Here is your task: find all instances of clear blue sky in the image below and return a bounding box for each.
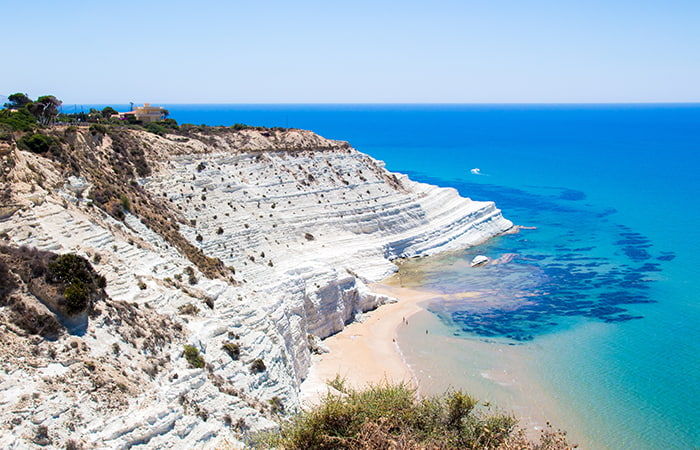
[4,0,699,103]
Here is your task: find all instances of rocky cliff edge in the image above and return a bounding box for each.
[0,126,512,448]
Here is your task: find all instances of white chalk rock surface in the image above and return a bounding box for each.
[0,128,512,448]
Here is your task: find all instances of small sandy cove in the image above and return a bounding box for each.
[299,282,435,406]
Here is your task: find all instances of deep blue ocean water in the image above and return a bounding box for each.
[80,103,700,448]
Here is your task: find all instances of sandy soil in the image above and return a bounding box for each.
[299,282,437,406]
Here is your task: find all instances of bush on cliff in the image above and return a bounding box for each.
[62,280,90,313]
[0,123,13,142]
[0,107,37,132]
[17,133,62,155]
[260,381,574,449]
[161,118,179,129]
[47,253,106,315]
[144,122,168,136]
[0,246,106,337]
[250,358,266,374]
[222,342,240,360]
[89,123,108,135]
[184,345,205,369]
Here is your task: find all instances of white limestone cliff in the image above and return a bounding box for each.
[0,127,512,448]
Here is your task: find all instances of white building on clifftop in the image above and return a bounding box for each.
[112,103,167,123]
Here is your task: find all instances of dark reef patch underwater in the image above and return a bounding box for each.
[401,172,672,342]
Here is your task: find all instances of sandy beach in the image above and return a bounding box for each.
[299,281,436,405]
[298,278,570,444]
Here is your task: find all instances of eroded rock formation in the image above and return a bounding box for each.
[0,126,512,448]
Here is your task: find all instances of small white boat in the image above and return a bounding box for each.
[470,255,489,267]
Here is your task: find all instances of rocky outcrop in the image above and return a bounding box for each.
[0,126,512,448]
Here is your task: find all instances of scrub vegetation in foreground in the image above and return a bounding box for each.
[258,379,575,449]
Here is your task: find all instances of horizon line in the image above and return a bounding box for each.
[57,101,700,106]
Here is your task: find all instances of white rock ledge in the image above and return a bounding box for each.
[0,128,512,448]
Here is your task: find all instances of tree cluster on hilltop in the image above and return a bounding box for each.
[1,91,291,144]
[1,93,52,136]
[0,92,179,139]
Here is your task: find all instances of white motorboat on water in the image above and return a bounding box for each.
[470,255,489,267]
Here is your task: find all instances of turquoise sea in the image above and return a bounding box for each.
[81,104,700,448]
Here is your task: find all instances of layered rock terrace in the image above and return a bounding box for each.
[0,126,512,448]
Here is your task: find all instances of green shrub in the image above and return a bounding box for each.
[17,133,61,154]
[0,107,37,131]
[446,390,477,429]
[144,122,168,136]
[327,374,348,393]
[63,280,89,313]
[47,253,105,315]
[0,123,13,141]
[183,345,205,369]
[250,358,266,374]
[161,118,179,129]
[47,254,95,285]
[222,342,240,360]
[89,123,108,135]
[258,382,553,450]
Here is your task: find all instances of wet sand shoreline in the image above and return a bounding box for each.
[299,282,435,405]
[299,279,582,445]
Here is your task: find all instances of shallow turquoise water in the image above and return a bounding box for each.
[344,105,700,449]
[81,104,700,448]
